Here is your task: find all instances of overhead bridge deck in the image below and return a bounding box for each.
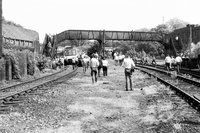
[56,30,165,43]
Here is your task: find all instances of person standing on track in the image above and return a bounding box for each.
[175,54,182,73]
[90,54,99,84]
[122,54,135,91]
[165,54,171,74]
[171,56,176,69]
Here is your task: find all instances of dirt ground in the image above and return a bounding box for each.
[0,60,200,133]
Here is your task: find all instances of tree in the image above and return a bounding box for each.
[150,24,170,34]
[135,28,150,32]
[166,18,189,31]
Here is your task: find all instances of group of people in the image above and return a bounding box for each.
[88,52,135,91]
[82,52,109,84]
[165,54,182,73]
[112,51,125,66]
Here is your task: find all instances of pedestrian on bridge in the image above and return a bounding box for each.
[122,54,135,91]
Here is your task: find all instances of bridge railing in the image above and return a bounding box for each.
[56,30,164,43]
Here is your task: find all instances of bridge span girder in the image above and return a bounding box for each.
[56,30,164,43]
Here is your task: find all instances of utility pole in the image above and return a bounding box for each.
[0,0,2,58]
[189,25,192,59]
[102,29,105,57]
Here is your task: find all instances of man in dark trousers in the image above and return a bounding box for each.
[90,54,99,84]
[122,54,135,91]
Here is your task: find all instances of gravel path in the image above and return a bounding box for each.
[0,60,200,133]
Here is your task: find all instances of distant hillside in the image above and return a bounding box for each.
[2,20,39,42]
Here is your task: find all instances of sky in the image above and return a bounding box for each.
[2,0,200,43]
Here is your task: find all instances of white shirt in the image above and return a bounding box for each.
[175,56,182,63]
[90,58,99,68]
[165,56,171,63]
[171,57,175,63]
[118,55,123,60]
[102,60,108,67]
[122,58,135,69]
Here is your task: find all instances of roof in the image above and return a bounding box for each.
[2,22,39,42]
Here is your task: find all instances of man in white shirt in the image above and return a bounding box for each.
[90,54,99,83]
[102,57,109,76]
[72,57,76,70]
[165,54,171,73]
[122,54,135,91]
[82,56,89,73]
[175,54,182,73]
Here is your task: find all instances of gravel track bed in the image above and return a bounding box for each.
[142,68,200,99]
[0,67,74,99]
[0,60,200,133]
[0,69,60,88]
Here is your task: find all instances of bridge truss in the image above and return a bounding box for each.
[56,30,164,43]
[42,30,166,58]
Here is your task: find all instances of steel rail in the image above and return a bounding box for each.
[0,66,69,92]
[136,67,200,111]
[144,63,200,79]
[0,67,78,112]
[0,67,78,104]
[137,64,200,87]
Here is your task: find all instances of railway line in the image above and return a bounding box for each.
[0,66,78,112]
[146,63,200,79]
[136,65,200,112]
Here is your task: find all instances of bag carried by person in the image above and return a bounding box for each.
[125,68,131,74]
[131,67,134,72]
[131,64,135,72]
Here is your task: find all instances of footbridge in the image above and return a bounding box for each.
[56,30,165,43]
[43,30,168,57]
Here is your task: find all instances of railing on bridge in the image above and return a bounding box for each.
[56,30,164,43]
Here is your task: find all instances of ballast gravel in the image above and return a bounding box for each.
[0,60,200,133]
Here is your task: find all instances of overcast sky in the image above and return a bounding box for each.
[2,0,200,43]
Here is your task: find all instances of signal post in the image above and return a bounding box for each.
[0,0,2,58]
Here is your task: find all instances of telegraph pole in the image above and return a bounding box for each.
[102,29,105,57]
[0,0,2,58]
[189,25,192,59]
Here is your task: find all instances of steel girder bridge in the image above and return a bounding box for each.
[43,30,167,57]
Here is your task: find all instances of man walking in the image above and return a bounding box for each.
[102,57,109,76]
[165,54,171,74]
[122,54,135,91]
[90,54,99,84]
[175,54,182,73]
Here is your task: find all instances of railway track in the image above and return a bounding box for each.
[0,66,78,112]
[143,63,200,79]
[136,65,200,112]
